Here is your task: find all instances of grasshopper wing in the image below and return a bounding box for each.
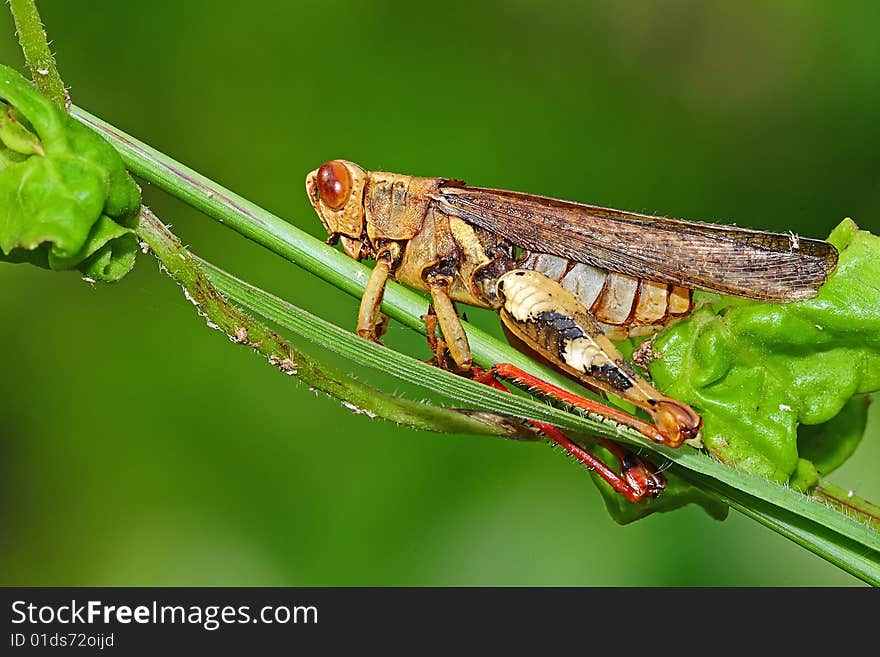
[435,184,838,302]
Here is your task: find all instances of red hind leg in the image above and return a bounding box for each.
[481,363,669,444]
[472,366,665,503]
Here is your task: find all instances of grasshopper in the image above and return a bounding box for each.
[306,160,838,502]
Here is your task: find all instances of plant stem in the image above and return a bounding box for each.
[136,206,520,439]
[814,482,880,532]
[684,471,880,586]
[7,0,67,108]
[70,106,594,400]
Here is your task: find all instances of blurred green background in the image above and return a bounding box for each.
[1,0,878,586]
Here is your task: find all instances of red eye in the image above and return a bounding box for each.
[316,160,352,210]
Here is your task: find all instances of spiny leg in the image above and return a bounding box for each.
[477,363,667,443]
[473,366,664,502]
[536,423,665,503]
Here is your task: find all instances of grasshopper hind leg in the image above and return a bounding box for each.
[496,269,702,447]
[472,366,665,502]
[416,272,667,502]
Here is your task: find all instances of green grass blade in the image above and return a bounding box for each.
[70,105,588,397]
[199,257,880,584]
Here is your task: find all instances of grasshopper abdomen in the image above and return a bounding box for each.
[518,252,693,340]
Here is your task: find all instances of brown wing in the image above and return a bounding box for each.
[433,184,838,301]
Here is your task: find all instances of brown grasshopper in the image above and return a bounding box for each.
[306,160,838,502]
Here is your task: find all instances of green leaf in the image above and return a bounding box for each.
[648,219,879,484]
[0,103,44,155]
[0,65,141,281]
[798,395,870,478]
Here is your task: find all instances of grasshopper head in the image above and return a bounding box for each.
[306,159,368,259]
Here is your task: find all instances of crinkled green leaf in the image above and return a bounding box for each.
[798,395,870,478]
[0,104,44,155]
[647,219,879,485]
[0,65,140,281]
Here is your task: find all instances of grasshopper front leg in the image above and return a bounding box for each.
[357,248,396,343]
[495,269,701,448]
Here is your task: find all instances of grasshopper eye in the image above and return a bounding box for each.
[316,160,352,210]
